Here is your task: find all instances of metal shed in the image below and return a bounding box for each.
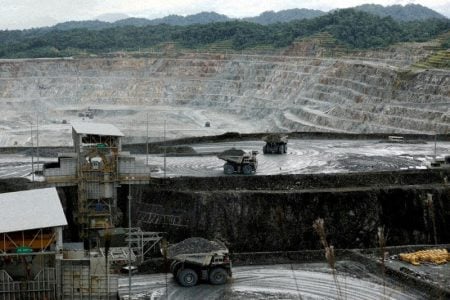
[0,188,67,300]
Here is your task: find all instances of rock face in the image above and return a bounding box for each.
[129,171,450,252]
[2,171,449,252]
[0,53,449,145]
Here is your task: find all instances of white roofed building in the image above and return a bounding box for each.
[0,188,67,299]
[71,122,125,137]
[0,187,67,254]
[71,121,124,155]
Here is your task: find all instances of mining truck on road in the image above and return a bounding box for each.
[263,134,288,154]
[168,238,232,287]
[217,148,258,175]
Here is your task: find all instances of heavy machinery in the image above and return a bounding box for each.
[429,155,450,168]
[168,238,232,287]
[217,148,258,175]
[263,134,288,154]
[399,249,449,265]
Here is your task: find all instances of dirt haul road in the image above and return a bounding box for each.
[118,263,423,299]
[143,139,442,177]
[0,139,446,179]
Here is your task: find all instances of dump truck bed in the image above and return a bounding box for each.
[167,237,228,258]
[168,238,229,266]
[263,134,288,143]
[217,149,246,164]
[171,249,229,266]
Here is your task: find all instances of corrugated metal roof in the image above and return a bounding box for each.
[71,122,124,137]
[0,188,68,233]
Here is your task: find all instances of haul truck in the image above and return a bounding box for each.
[168,238,232,287]
[263,134,288,154]
[218,148,258,175]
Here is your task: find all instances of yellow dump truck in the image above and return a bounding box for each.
[262,134,288,154]
[218,148,258,175]
[168,238,232,287]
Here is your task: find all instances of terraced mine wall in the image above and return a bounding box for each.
[1,54,449,146]
[128,170,450,252]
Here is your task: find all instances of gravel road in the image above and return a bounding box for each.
[118,263,424,299]
[0,139,446,179]
[140,139,444,178]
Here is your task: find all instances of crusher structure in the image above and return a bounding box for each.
[44,122,152,241]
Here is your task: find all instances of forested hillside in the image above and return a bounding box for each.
[0,9,448,58]
[45,4,448,31]
[242,9,326,24]
[354,4,446,21]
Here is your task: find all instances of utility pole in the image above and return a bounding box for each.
[127,177,133,298]
[163,119,167,179]
[36,114,39,174]
[146,112,149,167]
[434,132,437,160]
[30,123,34,181]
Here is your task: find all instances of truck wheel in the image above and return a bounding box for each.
[284,144,287,153]
[223,163,234,175]
[242,165,253,175]
[278,145,284,154]
[209,268,228,285]
[178,268,198,287]
[170,261,181,277]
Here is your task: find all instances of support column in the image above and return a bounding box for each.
[55,226,64,300]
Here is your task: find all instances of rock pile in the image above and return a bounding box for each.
[263,134,288,143]
[167,237,227,258]
[219,148,246,157]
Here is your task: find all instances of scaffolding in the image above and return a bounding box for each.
[77,146,119,239]
[98,247,136,263]
[97,228,164,265]
[125,228,164,264]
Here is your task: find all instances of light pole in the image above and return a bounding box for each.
[36,113,39,174]
[146,112,149,167]
[127,176,134,298]
[163,119,166,179]
[434,131,437,160]
[30,122,34,181]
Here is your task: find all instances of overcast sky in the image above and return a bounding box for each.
[1,0,449,30]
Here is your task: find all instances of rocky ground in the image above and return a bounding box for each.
[135,139,440,177]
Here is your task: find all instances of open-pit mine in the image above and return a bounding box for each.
[0,47,449,146]
[0,45,449,299]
